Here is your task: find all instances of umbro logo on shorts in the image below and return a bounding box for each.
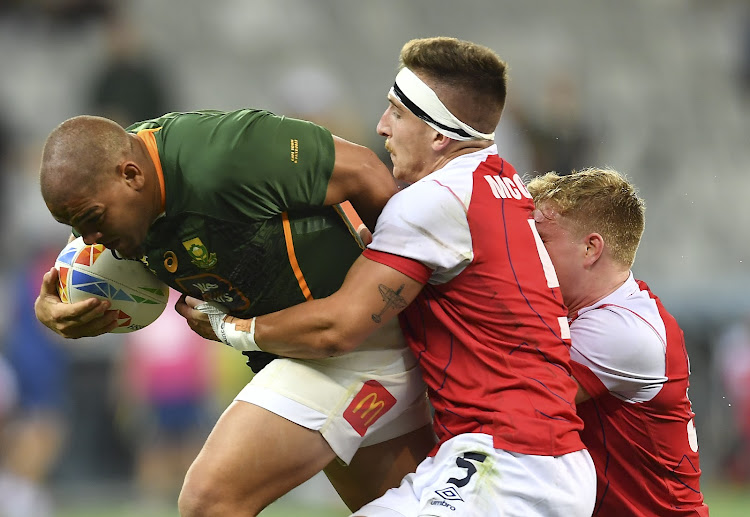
[429,499,457,511]
[435,487,463,501]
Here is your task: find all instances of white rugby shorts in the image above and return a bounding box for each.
[234,320,430,464]
[353,433,596,517]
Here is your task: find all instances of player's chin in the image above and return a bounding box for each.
[115,244,144,260]
[392,167,408,183]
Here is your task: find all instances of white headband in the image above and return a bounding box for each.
[388,67,495,141]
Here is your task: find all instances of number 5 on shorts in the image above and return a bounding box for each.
[448,452,487,488]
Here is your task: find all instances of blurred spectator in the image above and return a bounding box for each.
[713,315,750,483]
[0,0,113,28]
[0,245,72,517]
[113,289,218,507]
[86,13,171,127]
[0,354,16,423]
[0,104,13,252]
[2,140,71,270]
[739,7,750,99]
[492,103,534,178]
[516,70,596,176]
[274,62,369,145]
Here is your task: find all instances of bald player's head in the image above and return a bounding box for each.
[38,115,159,258]
[40,115,132,212]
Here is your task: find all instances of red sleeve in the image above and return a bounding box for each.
[569,360,610,399]
[363,248,432,284]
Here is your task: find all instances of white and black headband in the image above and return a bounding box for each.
[388,67,495,142]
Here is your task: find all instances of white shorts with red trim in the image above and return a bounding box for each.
[353,433,596,517]
[234,320,430,464]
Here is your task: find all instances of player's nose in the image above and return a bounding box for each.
[376,110,390,137]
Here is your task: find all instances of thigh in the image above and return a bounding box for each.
[325,423,436,511]
[182,400,336,514]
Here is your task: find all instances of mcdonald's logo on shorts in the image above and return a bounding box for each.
[344,380,397,436]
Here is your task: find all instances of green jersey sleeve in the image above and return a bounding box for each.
[128,109,335,222]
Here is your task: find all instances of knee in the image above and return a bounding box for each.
[179,471,259,517]
[178,474,214,517]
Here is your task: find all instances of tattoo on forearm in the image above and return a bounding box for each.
[372,283,408,323]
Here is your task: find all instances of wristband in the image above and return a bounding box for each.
[195,301,261,352]
[221,316,261,352]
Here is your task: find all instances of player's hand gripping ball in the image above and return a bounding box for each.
[55,237,168,333]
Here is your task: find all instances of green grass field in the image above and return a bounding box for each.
[56,482,749,517]
[58,503,349,517]
[701,483,750,517]
[58,500,350,517]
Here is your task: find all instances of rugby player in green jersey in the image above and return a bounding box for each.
[34,110,434,516]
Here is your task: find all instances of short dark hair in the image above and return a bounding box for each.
[399,37,508,133]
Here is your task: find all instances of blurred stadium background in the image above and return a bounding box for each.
[0,0,749,515]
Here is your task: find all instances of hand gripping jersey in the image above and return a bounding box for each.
[127,110,368,371]
[569,274,709,516]
[363,145,585,456]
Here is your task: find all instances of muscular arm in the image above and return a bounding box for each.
[253,256,422,358]
[179,255,424,359]
[324,136,397,230]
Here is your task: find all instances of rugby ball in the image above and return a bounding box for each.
[55,237,168,333]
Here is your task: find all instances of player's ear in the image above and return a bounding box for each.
[119,161,145,190]
[583,233,605,266]
[432,132,452,151]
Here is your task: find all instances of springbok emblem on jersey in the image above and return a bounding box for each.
[182,237,217,269]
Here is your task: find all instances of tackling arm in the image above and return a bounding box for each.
[180,255,424,359]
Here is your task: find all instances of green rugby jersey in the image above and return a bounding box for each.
[126,109,365,323]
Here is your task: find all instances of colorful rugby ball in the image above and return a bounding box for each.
[55,237,168,333]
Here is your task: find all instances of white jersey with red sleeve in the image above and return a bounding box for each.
[362,145,585,456]
[569,273,709,516]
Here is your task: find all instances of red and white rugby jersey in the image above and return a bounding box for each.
[569,274,709,516]
[363,145,584,456]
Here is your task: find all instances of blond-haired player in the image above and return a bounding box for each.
[528,168,710,516]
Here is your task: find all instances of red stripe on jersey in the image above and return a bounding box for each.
[597,303,667,349]
[362,248,432,284]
